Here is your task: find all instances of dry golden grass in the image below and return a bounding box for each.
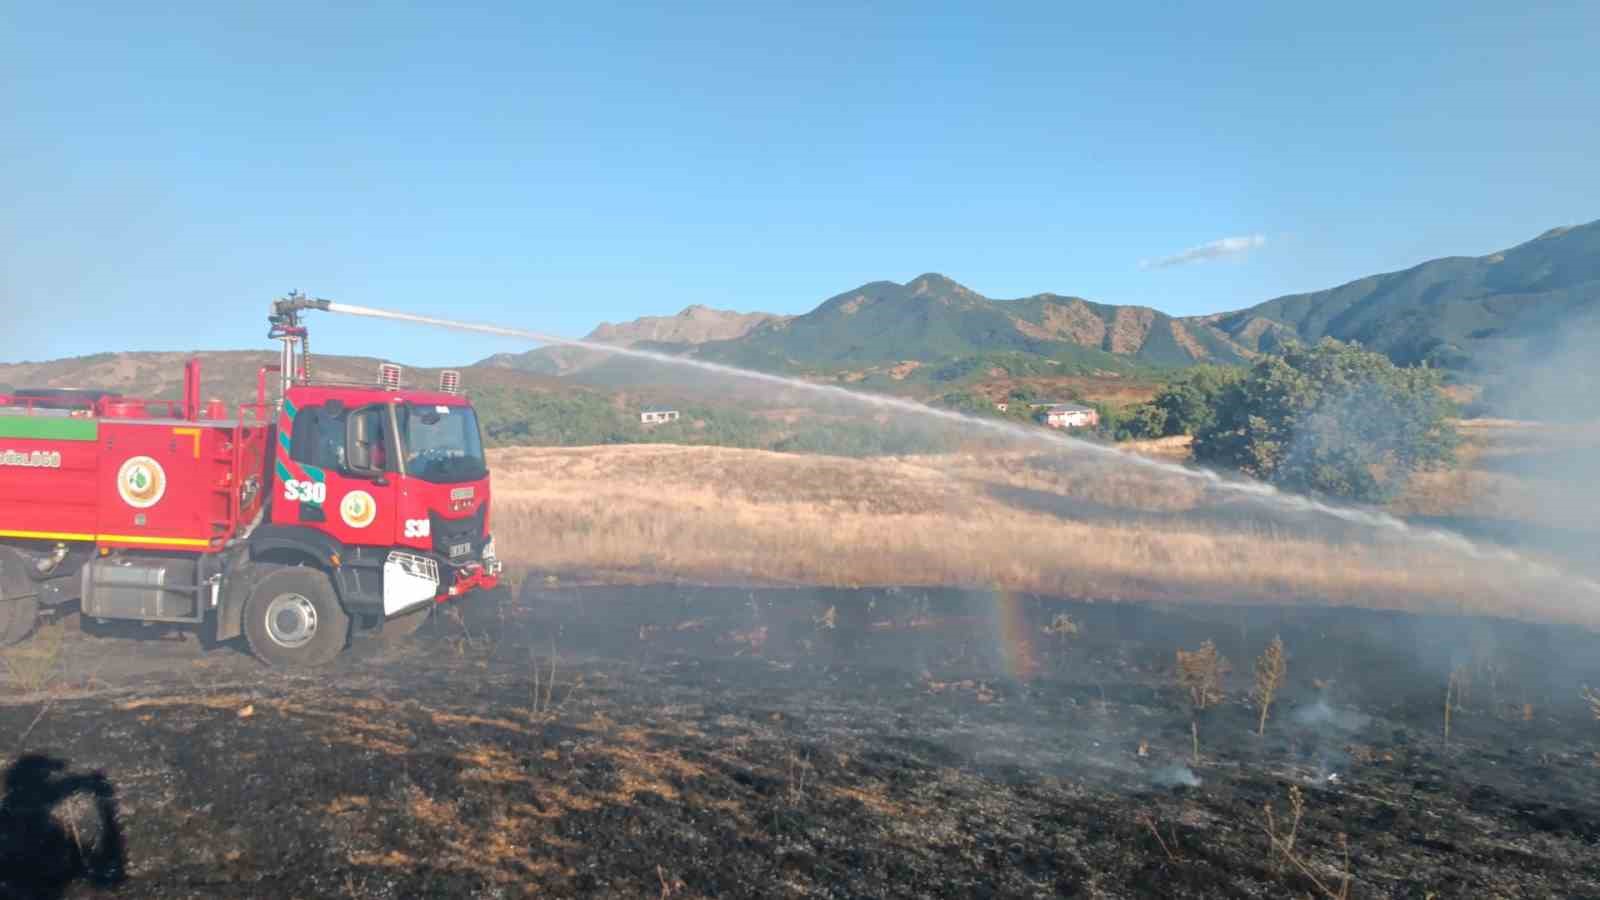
[488,439,1600,628]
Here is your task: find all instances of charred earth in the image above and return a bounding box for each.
[3,585,1600,897]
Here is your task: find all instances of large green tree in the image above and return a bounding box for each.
[1149,365,1246,437]
[1192,339,1457,502]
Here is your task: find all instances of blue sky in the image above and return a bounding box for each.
[3,2,1597,366]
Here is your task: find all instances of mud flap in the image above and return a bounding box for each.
[382,552,439,616]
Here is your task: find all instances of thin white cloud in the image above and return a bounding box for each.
[1140,234,1266,269]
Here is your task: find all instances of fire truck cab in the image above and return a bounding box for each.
[0,294,501,667]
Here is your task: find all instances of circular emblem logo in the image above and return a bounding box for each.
[340,490,377,529]
[116,456,167,509]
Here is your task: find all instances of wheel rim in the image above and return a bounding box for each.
[264,592,318,649]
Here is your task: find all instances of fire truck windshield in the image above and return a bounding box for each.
[395,403,487,484]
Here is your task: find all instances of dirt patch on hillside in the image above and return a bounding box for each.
[1168,321,1207,361]
[1011,300,1108,347]
[1108,308,1157,355]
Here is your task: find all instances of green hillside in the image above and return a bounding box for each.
[685,274,1245,370]
[1206,220,1600,371]
[481,220,1599,400]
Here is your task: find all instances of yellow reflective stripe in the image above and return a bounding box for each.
[98,534,212,547]
[0,529,97,542]
[0,529,211,548]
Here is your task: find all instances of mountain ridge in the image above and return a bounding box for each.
[485,218,1598,376]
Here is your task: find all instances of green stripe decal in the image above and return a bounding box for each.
[275,461,293,481]
[0,417,100,441]
[301,464,325,481]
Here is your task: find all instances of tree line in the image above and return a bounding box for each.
[1113,339,1459,502]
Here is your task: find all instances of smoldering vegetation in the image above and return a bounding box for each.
[6,584,1600,897]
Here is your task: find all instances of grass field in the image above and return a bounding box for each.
[488,419,1600,628]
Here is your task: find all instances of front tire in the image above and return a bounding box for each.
[243,566,349,668]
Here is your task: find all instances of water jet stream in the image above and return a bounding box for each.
[324,301,1600,602]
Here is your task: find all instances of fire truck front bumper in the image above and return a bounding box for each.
[439,563,500,602]
[436,535,502,602]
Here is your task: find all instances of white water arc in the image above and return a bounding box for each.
[324,300,1600,599]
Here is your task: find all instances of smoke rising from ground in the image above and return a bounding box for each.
[1150,764,1202,788]
[1460,319,1600,573]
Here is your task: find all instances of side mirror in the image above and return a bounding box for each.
[344,413,383,479]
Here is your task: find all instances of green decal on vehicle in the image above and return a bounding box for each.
[0,417,100,441]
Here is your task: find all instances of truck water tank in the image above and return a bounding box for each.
[100,400,149,419]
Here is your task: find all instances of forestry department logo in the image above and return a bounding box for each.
[340,490,378,529]
[117,456,167,508]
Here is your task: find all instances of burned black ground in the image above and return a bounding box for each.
[4,586,1600,898]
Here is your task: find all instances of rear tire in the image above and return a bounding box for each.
[0,593,39,647]
[243,566,349,668]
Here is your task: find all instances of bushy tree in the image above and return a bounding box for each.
[1191,339,1457,502]
[1114,402,1168,441]
[1150,365,1246,436]
[1112,365,1244,440]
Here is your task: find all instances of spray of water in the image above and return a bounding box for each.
[325,301,1600,599]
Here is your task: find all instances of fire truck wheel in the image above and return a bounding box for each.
[243,566,350,668]
[378,604,431,643]
[0,593,39,647]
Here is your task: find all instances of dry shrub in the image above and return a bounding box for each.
[1136,811,1181,863]
[1176,640,1228,764]
[1252,636,1287,736]
[1041,613,1080,638]
[1261,784,1353,899]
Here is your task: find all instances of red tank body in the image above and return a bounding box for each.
[0,372,271,553]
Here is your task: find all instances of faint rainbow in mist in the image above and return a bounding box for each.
[994,588,1038,681]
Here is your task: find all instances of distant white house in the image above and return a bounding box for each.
[640,406,681,425]
[1036,403,1099,429]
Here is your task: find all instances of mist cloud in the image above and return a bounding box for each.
[1140,234,1266,269]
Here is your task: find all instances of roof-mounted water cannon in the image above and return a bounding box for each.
[267,291,333,403]
[439,370,461,394]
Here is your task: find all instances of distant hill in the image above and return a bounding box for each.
[481,304,791,376]
[484,220,1600,383]
[484,274,1236,389]
[588,305,792,346]
[1204,219,1600,371]
[683,273,1243,370]
[8,220,1594,423]
[0,350,574,408]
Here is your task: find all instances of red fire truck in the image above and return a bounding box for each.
[0,294,501,667]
